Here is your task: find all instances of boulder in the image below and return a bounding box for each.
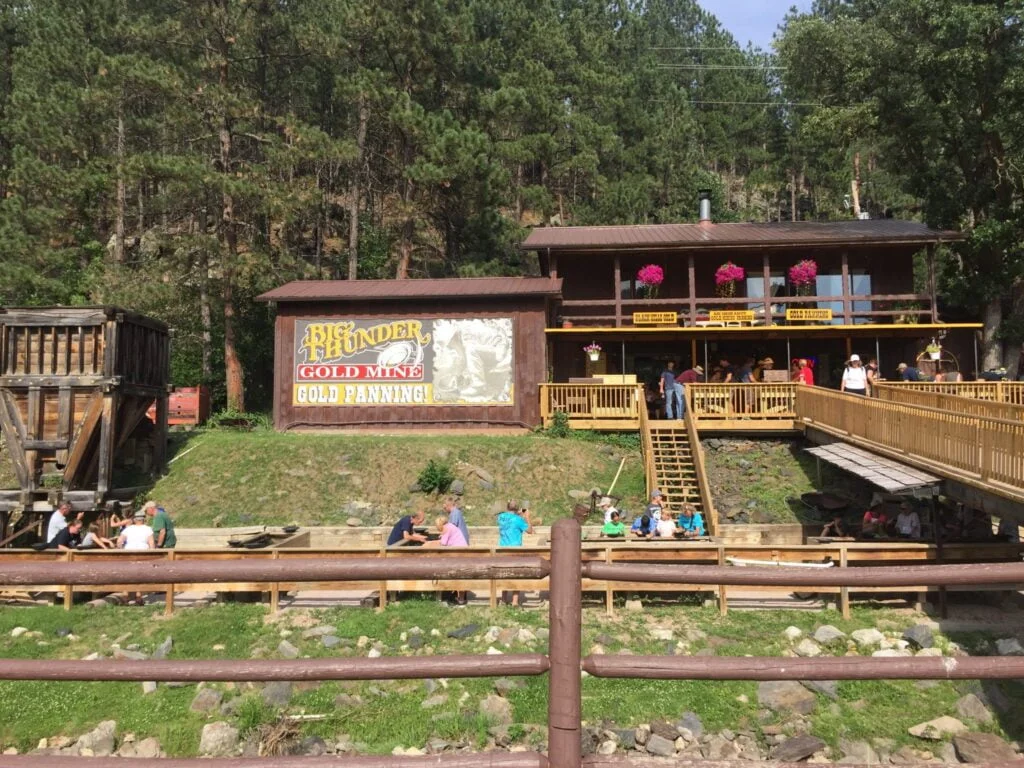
[190,688,224,713]
[812,625,847,644]
[322,636,342,649]
[277,640,299,659]
[113,648,148,661]
[614,729,636,750]
[838,739,880,764]
[10,627,28,638]
[953,732,1019,763]
[908,716,967,740]
[678,712,704,737]
[702,734,741,760]
[650,722,678,741]
[479,694,513,726]
[494,678,526,696]
[447,624,480,640]
[117,737,163,759]
[634,725,650,746]
[773,735,827,762]
[152,636,173,660]
[904,624,935,649]
[645,734,676,757]
[851,628,885,647]
[450,480,465,496]
[624,599,643,612]
[872,649,913,657]
[261,681,294,709]
[955,693,993,724]
[795,639,823,657]
[74,721,117,757]
[421,695,448,709]
[301,626,336,640]
[784,626,804,641]
[801,680,838,700]
[758,681,818,715]
[199,722,239,756]
[995,638,1024,656]
[141,681,158,695]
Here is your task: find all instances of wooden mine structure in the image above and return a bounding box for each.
[0,307,169,541]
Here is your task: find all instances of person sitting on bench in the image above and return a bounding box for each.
[860,504,888,539]
[630,514,657,539]
[602,511,626,538]
[820,513,848,538]
[676,503,705,538]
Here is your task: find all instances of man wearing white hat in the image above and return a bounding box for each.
[841,354,869,396]
[598,496,619,525]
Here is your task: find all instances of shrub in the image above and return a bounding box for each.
[206,408,271,431]
[417,458,455,494]
[546,411,573,439]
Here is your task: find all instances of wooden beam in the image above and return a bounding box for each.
[927,244,939,323]
[96,391,118,496]
[841,250,852,326]
[61,392,104,491]
[687,254,697,326]
[762,251,771,330]
[0,391,31,490]
[613,255,622,328]
[153,394,169,473]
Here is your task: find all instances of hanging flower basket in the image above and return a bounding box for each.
[715,262,745,298]
[789,259,818,297]
[637,264,664,300]
[584,342,602,362]
[925,341,942,361]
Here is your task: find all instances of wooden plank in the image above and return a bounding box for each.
[95,392,118,496]
[62,392,104,491]
[0,390,31,490]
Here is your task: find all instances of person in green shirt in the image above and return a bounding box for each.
[601,511,626,537]
[144,501,177,548]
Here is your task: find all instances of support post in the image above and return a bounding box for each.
[269,550,280,614]
[927,244,939,323]
[688,255,697,327]
[717,545,728,616]
[548,519,582,768]
[63,551,74,611]
[378,543,387,612]
[762,252,771,327]
[605,547,614,616]
[153,392,169,473]
[841,250,852,326]
[613,255,622,328]
[839,546,850,620]
[490,547,498,609]
[96,391,118,497]
[165,550,176,616]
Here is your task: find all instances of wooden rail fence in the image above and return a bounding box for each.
[539,384,643,430]
[3,519,1024,768]
[881,380,1024,405]
[687,383,798,424]
[875,383,1024,422]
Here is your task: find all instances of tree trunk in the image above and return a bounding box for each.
[790,171,797,223]
[395,136,414,279]
[198,205,212,384]
[347,92,368,281]
[981,298,1003,372]
[113,104,126,263]
[851,151,862,218]
[217,46,245,412]
[1007,278,1024,379]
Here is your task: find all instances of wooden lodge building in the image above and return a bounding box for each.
[260,213,979,430]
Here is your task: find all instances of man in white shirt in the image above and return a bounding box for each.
[894,503,921,539]
[118,511,155,606]
[46,502,72,543]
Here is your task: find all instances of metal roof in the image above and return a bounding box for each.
[257,276,563,303]
[521,220,962,251]
[805,443,941,494]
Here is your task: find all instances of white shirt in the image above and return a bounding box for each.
[895,511,920,538]
[46,512,68,543]
[120,524,154,550]
[656,519,676,538]
[603,506,619,524]
[842,366,869,390]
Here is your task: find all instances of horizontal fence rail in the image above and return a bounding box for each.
[539,383,643,428]
[875,383,1024,421]
[0,655,551,682]
[687,383,797,421]
[881,380,1024,405]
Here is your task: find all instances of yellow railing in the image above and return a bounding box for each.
[684,412,718,535]
[796,387,1024,491]
[686,382,798,420]
[539,383,643,429]
[881,380,1024,405]
[638,398,656,498]
[875,384,1024,422]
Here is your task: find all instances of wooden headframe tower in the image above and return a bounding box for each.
[0,307,170,525]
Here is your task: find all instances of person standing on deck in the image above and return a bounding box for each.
[497,501,533,606]
[795,358,815,386]
[444,497,470,545]
[841,354,870,396]
[659,361,680,419]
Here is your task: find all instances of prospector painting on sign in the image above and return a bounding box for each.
[293,317,514,406]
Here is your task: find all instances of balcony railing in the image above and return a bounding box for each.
[539,383,643,429]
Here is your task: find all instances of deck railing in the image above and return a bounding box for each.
[796,386,1024,491]
[2,520,1024,768]
[881,380,1024,405]
[539,383,643,429]
[875,383,1024,422]
[686,382,798,421]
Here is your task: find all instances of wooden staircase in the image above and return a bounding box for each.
[640,413,718,533]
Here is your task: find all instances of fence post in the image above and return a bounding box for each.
[548,518,582,768]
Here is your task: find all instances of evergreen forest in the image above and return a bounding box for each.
[1,0,1023,409]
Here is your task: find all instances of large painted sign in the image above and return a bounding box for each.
[293,318,514,406]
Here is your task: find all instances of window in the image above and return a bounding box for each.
[815,273,844,325]
[850,271,872,324]
[620,279,635,300]
[747,273,788,317]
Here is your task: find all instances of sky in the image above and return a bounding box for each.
[700,0,814,50]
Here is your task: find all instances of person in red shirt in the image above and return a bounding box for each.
[796,358,815,386]
[861,505,888,539]
[677,365,703,385]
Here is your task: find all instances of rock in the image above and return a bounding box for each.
[367,647,382,658]
[478,479,496,491]
[851,628,885,647]
[872,648,913,657]
[838,739,880,764]
[702,734,741,760]
[421,695,448,709]
[152,636,173,660]
[594,633,615,647]
[322,636,342,649]
[486,647,503,655]
[953,732,1019,763]
[517,628,536,644]
[955,693,993,724]
[73,721,117,756]
[479,694,513,726]
[469,466,495,484]
[812,625,847,644]
[801,680,838,700]
[650,721,678,741]
[142,681,158,695]
[904,625,934,649]
[82,652,101,661]
[10,627,28,638]
[773,735,827,762]
[55,627,73,638]
[908,716,967,740]
[615,729,636,750]
[784,626,803,641]
[758,681,818,715]
[261,682,294,708]
[624,599,643,612]
[346,518,363,527]
[494,678,526,696]
[334,694,363,708]
[568,490,591,501]
[190,688,224,713]
[645,734,676,757]
[408,635,424,650]
[995,637,1024,656]
[113,648,148,661]
[297,736,327,756]
[450,480,465,495]
[678,712,704,737]
[916,647,943,657]
[597,740,617,756]
[498,628,517,646]
[651,628,674,641]
[199,722,239,756]
[118,737,163,759]
[635,725,650,746]
[277,640,299,659]
[447,624,480,640]
[795,638,823,657]
[301,626,336,640]
[536,627,550,641]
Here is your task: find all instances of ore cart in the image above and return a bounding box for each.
[0,307,170,543]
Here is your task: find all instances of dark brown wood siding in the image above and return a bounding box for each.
[272,298,548,430]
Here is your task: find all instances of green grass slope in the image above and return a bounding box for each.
[149,430,646,528]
